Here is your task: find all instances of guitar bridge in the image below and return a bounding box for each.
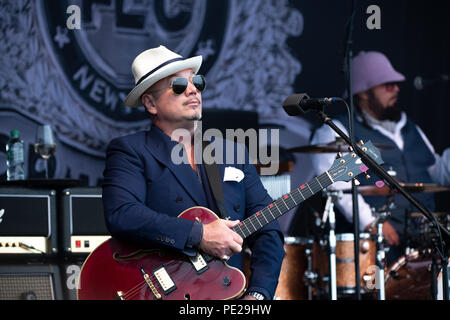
[141,268,162,300]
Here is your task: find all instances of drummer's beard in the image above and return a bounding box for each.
[366,91,403,122]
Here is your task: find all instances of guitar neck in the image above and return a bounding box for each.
[232,171,334,240]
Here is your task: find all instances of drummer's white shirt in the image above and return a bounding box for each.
[310,111,450,230]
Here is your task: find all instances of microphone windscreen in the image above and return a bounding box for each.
[413,76,423,90]
[282,93,310,116]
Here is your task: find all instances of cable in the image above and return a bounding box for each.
[18,242,46,255]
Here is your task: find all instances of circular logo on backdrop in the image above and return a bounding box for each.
[38,0,229,122]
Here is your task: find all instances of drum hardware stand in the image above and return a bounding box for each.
[320,189,343,300]
[372,208,390,300]
[376,212,387,301]
[429,228,448,300]
[367,195,394,300]
[303,238,318,300]
[431,244,439,300]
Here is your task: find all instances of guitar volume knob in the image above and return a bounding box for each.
[222,276,231,286]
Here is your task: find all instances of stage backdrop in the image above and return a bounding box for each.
[1,0,449,227]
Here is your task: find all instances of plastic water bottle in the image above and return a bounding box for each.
[6,130,25,180]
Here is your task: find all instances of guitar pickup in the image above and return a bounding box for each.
[189,252,209,274]
[153,266,176,295]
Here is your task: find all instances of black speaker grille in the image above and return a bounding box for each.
[0,273,54,300]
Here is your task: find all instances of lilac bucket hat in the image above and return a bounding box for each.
[343,51,405,98]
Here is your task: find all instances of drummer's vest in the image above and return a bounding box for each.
[334,113,436,235]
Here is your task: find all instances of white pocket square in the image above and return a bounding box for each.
[223,166,245,182]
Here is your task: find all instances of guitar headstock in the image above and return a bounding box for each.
[327,141,384,183]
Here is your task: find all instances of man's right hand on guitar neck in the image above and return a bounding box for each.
[199,219,243,260]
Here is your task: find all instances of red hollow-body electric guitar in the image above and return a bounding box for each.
[77,141,383,300]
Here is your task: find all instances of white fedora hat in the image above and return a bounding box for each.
[125,45,202,107]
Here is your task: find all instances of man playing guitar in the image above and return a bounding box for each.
[94,45,285,300]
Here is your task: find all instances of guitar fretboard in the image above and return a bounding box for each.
[232,171,334,239]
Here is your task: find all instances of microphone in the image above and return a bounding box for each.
[282,93,339,115]
[413,75,449,90]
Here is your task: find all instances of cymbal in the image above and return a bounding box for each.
[344,183,450,196]
[287,138,392,154]
[410,212,449,218]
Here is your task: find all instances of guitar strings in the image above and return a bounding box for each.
[121,259,179,299]
[122,254,231,300]
[121,257,193,300]
[122,261,182,300]
[237,173,330,238]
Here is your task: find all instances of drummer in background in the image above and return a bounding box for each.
[309,51,450,265]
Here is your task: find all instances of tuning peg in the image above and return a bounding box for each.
[365,173,371,180]
[359,140,364,146]
[348,146,354,152]
[354,178,360,186]
[337,152,343,158]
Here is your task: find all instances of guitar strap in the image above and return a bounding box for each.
[202,140,229,219]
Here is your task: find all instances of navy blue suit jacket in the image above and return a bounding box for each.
[102,124,285,299]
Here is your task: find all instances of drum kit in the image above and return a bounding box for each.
[273,138,450,300]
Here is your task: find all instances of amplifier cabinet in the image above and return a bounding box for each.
[0,263,63,300]
[61,187,110,254]
[0,187,57,255]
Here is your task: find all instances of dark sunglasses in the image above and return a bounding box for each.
[171,75,206,95]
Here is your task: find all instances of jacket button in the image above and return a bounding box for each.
[233,204,240,212]
[176,196,183,203]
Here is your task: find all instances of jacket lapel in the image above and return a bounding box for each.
[144,125,207,206]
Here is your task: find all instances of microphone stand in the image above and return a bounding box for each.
[342,0,360,299]
[312,108,450,301]
[370,196,394,300]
